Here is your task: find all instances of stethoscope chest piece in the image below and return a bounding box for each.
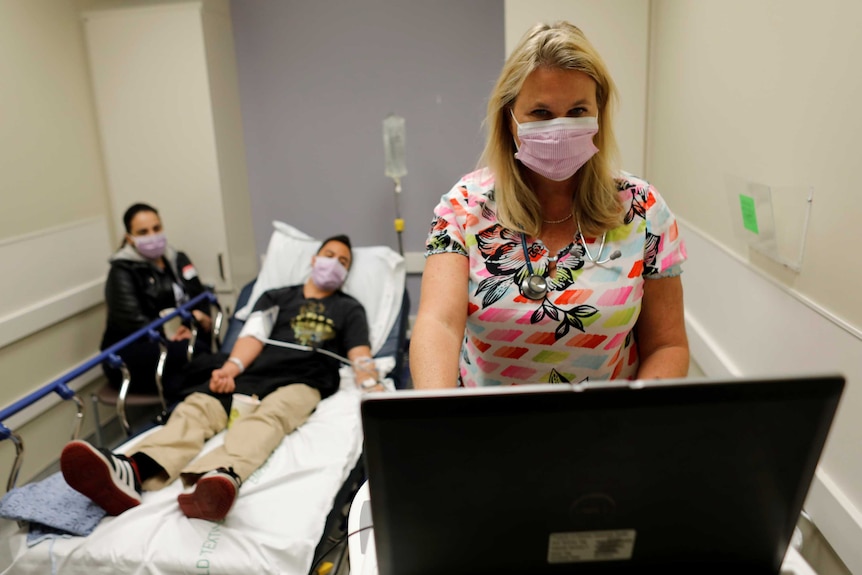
[519,234,550,300]
[517,222,620,302]
[520,274,548,300]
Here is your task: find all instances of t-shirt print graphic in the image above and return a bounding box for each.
[290,301,336,346]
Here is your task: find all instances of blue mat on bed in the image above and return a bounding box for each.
[0,471,106,545]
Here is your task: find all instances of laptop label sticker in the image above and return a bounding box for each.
[547,530,636,563]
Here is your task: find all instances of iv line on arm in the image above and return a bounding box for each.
[239,306,379,387]
[261,337,379,389]
[257,337,350,365]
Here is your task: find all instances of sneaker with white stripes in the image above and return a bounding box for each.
[60,440,142,516]
[177,467,242,522]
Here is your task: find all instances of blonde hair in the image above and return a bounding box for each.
[480,21,622,237]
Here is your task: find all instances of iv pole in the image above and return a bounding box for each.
[392,176,404,256]
[383,115,407,256]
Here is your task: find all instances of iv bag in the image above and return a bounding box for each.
[383,115,407,180]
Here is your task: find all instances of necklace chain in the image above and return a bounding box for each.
[542,212,573,225]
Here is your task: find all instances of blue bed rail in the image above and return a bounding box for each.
[0,291,218,489]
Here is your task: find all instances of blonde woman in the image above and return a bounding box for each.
[411,22,689,388]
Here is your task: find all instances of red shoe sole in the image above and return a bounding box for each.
[177,476,237,522]
[60,441,141,516]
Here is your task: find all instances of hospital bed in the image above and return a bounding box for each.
[0,222,408,575]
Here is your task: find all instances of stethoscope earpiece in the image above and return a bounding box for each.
[578,220,621,265]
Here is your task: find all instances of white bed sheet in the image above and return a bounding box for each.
[0,386,364,575]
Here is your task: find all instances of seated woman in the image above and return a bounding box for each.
[101,203,213,397]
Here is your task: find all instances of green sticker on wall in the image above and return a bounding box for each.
[739,194,759,234]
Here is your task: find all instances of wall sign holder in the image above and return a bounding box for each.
[725,175,813,272]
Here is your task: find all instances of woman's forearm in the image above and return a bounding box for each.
[635,344,689,380]
[409,316,464,389]
[409,253,469,389]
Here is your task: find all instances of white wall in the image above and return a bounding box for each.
[0,1,111,240]
[680,220,862,574]
[505,0,650,177]
[0,218,111,349]
[200,1,258,293]
[0,0,115,490]
[647,0,862,328]
[82,2,229,290]
[647,1,862,570]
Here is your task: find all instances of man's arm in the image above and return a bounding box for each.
[210,336,265,394]
[347,345,378,390]
[210,297,279,393]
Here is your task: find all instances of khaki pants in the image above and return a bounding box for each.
[129,384,321,491]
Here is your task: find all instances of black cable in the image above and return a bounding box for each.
[332,532,350,575]
[308,525,374,575]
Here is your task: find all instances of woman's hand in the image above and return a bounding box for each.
[209,367,237,394]
[192,310,213,333]
[171,325,192,341]
[170,310,211,340]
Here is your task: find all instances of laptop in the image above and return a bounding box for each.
[360,374,844,575]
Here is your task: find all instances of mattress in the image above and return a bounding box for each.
[0,386,364,575]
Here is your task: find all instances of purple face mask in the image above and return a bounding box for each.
[512,113,599,181]
[133,233,167,260]
[311,256,348,291]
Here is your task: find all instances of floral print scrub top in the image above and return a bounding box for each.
[425,168,687,387]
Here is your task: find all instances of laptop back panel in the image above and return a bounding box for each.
[361,375,844,575]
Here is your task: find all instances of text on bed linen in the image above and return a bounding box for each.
[195,523,223,574]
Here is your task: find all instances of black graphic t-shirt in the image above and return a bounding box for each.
[226,285,369,400]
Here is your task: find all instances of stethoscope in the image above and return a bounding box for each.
[518,224,622,300]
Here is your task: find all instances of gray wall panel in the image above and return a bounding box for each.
[231,0,505,286]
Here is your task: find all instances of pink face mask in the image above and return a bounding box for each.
[512,112,599,181]
[133,233,167,260]
[311,256,348,291]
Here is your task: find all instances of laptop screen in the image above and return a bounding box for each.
[360,375,844,575]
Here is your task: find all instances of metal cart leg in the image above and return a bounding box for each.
[91,392,104,448]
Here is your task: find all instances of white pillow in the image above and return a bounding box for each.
[235,221,405,355]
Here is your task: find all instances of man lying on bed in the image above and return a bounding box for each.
[60,234,379,522]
